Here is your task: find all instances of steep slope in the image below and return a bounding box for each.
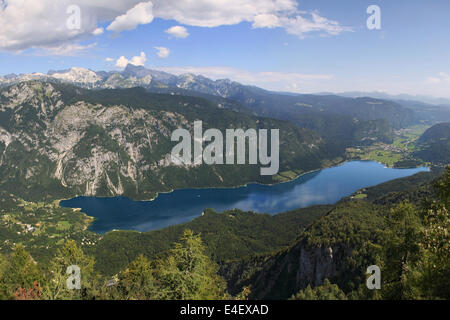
[219,169,444,299]
[119,66,411,147]
[90,205,333,276]
[235,201,386,299]
[414,123,450,164]
[396,100,450,124]
[1,66,415,138]
[157,72,415,130]
[0,81,336,201]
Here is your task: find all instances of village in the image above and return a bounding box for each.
[0,197,100,257]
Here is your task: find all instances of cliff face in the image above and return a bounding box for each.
[223,201,384,299]
[248,241,352,299]
[0,81,330,201]
[414,122,450,164]
[295,244,342,288]
[0,82,189,199]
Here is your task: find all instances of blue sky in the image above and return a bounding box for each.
[1,0,449,97]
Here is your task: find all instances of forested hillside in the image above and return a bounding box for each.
[0,81,342,202]
[0,76,447,302]
[0,167,448,300]
[3,66,426,159]
[89,205,333,276]
[225,167,449,300]
[414,123,450,164]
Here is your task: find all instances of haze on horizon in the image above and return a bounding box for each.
[0,0,449,99]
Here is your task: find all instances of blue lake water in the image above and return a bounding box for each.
[59,161,428,234]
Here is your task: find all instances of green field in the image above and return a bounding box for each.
[346,124,431,167]
[0,197,100,264]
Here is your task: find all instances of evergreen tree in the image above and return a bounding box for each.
[381,202,422,299]
[418,205,449,299]
[42,240,97,300]
[0,245,42,299]
[155,229,228,300]
[0,253,7,299]
[418,167,450,299]
[290,279,347,300]
[117,255,157,300]
[434,166,450,208]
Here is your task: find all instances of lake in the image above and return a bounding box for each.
[60,161,429,234]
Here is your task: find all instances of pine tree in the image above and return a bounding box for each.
[290,279,347,300]
[418,167,450,299]
[435,166,450,208]
[381,202,422,299]
[154,229,228,300]
[0,245,42,299]
[118,255,157,300]
[42,240,97,300]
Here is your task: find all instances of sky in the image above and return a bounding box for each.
[0,0,450,98]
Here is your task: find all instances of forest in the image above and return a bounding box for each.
[0,166,448,300]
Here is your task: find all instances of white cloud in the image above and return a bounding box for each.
[107,1,154,33]
[278,12,352,39]
[0,0,144,52]
[115,52,147,68]
[0,0,351,53]
[105,57,114,62]
[165,26,189,38]
[44,42,97,56]
[92,27,104,36]
[155,47,170,59]
[425,77,441,85]
[152,0,296,27]
[116,56,129,69]
[438,72,450,82]
[425,72,450,85]
[152,1,351,38]
[252,14,280,28]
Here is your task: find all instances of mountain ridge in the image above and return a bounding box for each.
[0,80,340,202]
[3,65,450,108]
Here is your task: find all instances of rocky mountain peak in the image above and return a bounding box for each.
[51,67,102,84]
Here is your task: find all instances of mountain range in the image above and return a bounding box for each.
[3,65,450,129]
[3,64,443,139]
[1,65,449,202]
[330,91,450,107]
[0,65,449,301]
[3,65,450,106]
[0,81,339,202]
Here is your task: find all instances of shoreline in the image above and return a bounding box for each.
[58,157,347,206]
[57,159,430,235]
[60,157,426,206]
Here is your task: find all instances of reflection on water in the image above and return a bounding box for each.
[60,161,428,233]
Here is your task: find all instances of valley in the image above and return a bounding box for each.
[1,0,450,305]
[0,198,100,263]
[345,124,431,168]
[0,67,448,301]
[59,161,428,234]
[2,163,444,300]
